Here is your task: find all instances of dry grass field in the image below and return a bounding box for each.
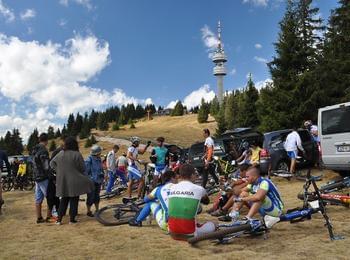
[1,115,349,260]
[94,114,217,147]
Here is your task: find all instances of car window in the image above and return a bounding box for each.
[322,106,350,135]
[298,130,311,142]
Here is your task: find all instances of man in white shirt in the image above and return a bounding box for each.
[284,128,305,174]
[202,129,219,188]
[106,145,127,193]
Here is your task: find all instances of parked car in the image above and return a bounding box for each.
[318,102,350,176]
[263,129,319,172]
[188,128,270,175]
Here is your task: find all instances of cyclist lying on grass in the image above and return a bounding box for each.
[128,170,177,229]
[227,166,284,222]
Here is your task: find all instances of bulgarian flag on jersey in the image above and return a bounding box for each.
[168,195,200,236]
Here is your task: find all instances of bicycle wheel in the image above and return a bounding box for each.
[95,204,139,226]
[2,178,13,191]
[320,179,349,193]
[188,224,251,245]
[22,176,35,191]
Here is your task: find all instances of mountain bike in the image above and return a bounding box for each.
[188,168,343,245]
[95,197,144,226]
[319,177,350,193]
[270,156,322,181]
[1,173,35,191]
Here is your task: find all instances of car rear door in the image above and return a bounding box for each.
[319,103,350,169]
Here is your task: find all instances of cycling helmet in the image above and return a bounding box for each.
[91,145,102,155]
[242,141,250,150]
[130,136,141,144]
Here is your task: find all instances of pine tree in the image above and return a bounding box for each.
[240,75,259,128]
[55,128,61,138]
[67,113,75,136]
[47,126,55,140]
[210,96,220,116]
[73,113,83,136]
[61,125,68,137]
[84,138,92,148]
[112,122,120,131]
[171,101,184,116]
[89,109,98,129]
[79,113,91,139]
[215,104,227,137]
[49,140,57,152]
[97,113,109,131]
[315,0,350,105]
[27,129,39,154]
[224,93,236,130]
[197,99,209,123]
[90,135,97,145]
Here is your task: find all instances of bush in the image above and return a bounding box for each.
[84,138,92,148]
[112,123,120,131]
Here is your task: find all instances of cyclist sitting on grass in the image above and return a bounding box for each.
[128,170,177,229]
[126,137,151,199]
[168,164,216,240]
[208,163,250,217]
[228,165,284,222]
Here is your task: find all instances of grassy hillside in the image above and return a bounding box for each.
[93,114,217,148]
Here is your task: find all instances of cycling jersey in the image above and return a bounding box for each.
[204,137,214,161]
[247,177,284,217]
[168,181,206,237]
[127,146,138,166]
[153,146,168,165]
[136,182,174,230]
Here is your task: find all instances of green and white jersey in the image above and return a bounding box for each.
[168,180,206,236]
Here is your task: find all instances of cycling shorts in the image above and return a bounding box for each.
[258,196,283,217]
[287,151,297,159]
[154,164,167,176]
[128,165,142,180]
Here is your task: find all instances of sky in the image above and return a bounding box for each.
[0,0,339,141]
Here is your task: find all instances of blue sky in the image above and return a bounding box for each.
[0,0,339,139]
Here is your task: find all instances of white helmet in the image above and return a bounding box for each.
[130,136,141,144]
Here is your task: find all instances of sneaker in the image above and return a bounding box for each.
[128,218,142,227]
[55,220,62,225]
[218,215,232,222]
[210,209,227,217]
[86,211,94,218]
[69,219,78,224]
[36,217,45,224]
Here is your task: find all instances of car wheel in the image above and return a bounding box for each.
[276,160,289,171]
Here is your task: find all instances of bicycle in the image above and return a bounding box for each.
[188,168,343,245]
[1,172,35,191]
[270,156,322,181]
[319,177,350,193]
[95,197,144,226]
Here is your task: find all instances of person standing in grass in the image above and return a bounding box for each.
[0,149,11,214]
[85,145,104,217]
[50,137,94,225]
[32,133,50,224]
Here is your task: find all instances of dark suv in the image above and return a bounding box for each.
[263,129,319,171]
[188,128,270,175]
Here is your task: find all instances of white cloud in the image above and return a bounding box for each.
[254,43,262,49]
[166,100,178,109]
[230,68,237,75]
[254,56,268,64]
[242,0,269,7]
[20,9,36,21]
[0,34,153,140]
[0,0,15,22]
[59,0,93,10]
[201,25,219,58]
[58,18,67,27]
[167,85,215,109]
[255,78,273,91]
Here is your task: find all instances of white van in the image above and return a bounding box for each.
[318,102,350,176]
